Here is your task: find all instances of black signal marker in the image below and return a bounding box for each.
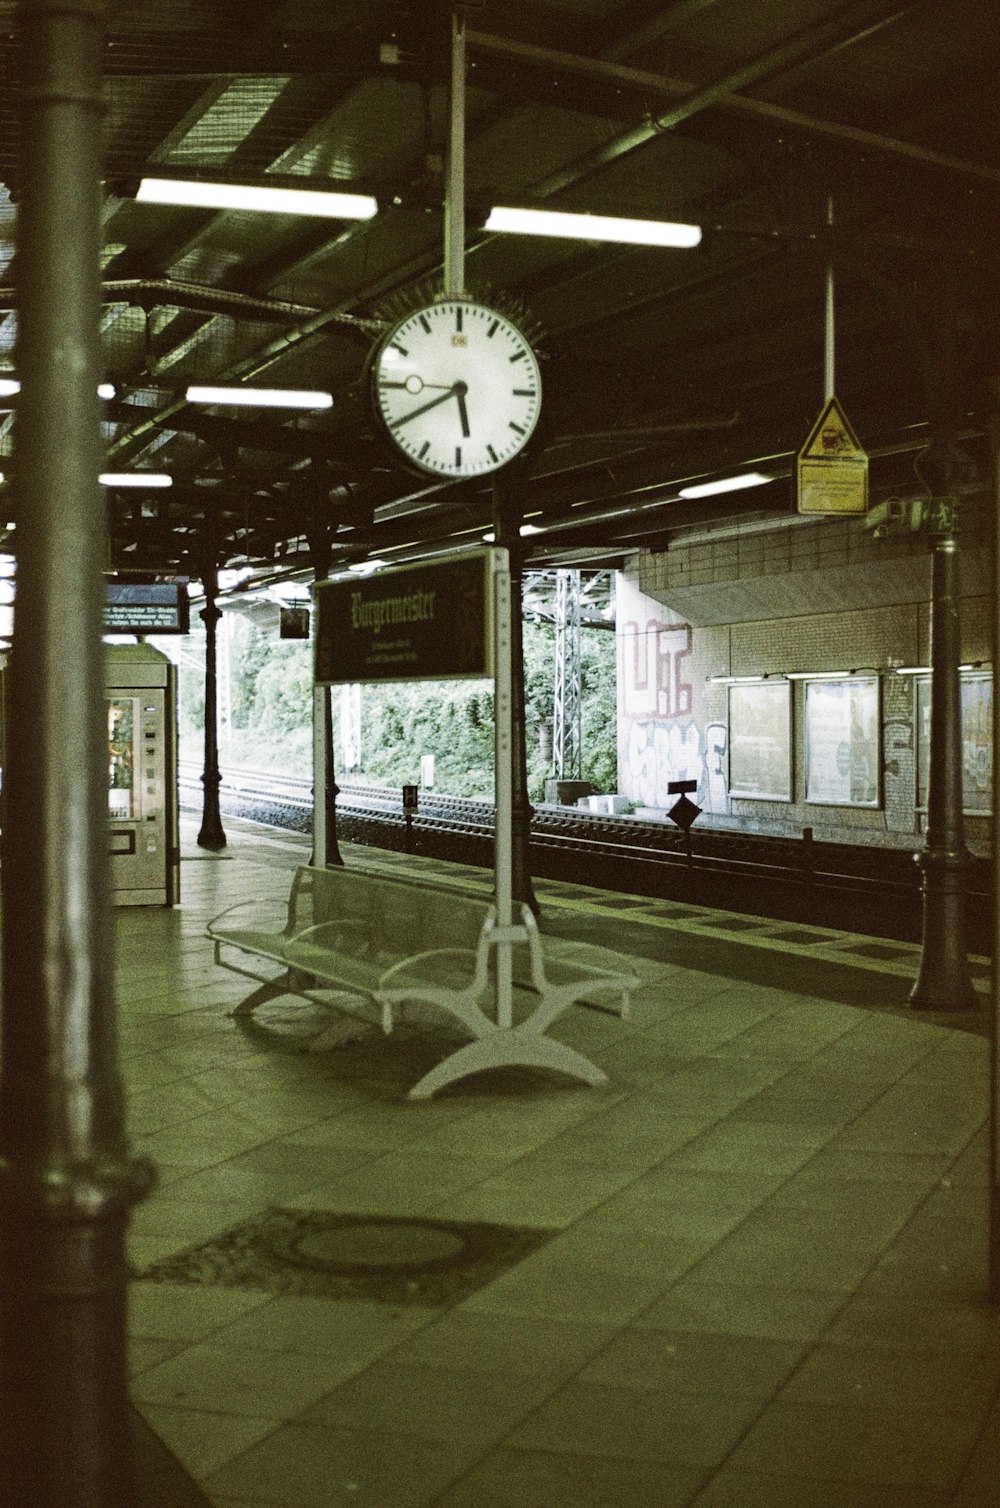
[391,341,408,357]
[509,420,526,435]
[509,349,527,362]
[512,388,535,397]
[418,314,431,333]
[418,440,430,460]
[487,444,499,464]
[455,446,462,467]
[487,318,499,338]
[455,306,463,332]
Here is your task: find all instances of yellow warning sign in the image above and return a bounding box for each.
[796,395,867,514]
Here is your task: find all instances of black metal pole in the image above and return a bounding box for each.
[322,683,344,865]
[197,562,227,850]
[0,2,155,1503]
[909,460,976,1011]
[493,469,539,917]
[305,525,343,867]
[988,411,1000,1302]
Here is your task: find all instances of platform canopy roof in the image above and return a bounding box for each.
[0,0,996,585]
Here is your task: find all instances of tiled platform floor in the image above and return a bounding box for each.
[119,814,999,1506]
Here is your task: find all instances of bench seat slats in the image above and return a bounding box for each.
[207,864,639,1098]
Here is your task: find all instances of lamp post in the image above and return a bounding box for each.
[909,441,977,1011]
[197,555,227,850]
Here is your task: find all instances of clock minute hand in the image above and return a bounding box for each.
[379,380,454,391]
[391,383,459,428]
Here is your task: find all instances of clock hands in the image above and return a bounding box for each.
[379,378,453,393]
[373,300,540,477]
[455,382,470,438]
[391,379,471,436]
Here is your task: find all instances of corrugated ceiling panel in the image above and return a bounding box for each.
[160,78,289,167]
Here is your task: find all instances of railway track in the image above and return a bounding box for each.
[178,760,992,946]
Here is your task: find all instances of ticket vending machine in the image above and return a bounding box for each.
[106,642,179,906]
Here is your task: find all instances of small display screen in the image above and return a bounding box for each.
[107,696,136,819]
[104,580,190,635]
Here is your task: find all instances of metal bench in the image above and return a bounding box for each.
[207,864,638,1099]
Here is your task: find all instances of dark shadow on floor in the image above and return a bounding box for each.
[133,1407,213,1506]
[543,910,988,1036]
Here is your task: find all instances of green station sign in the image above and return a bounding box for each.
[313,552,494,686]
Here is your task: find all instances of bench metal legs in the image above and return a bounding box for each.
[407,1028,609,1101]
[230,973,299,1016]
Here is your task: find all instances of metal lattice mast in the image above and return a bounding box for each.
[553,568,582,779]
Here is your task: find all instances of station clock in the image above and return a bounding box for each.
[370,298,542,479]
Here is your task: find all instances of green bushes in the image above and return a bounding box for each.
[170,612,616,800]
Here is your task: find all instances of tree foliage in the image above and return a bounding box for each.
[170,609,617,799]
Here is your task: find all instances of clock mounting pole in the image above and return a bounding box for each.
[444,7,467,298]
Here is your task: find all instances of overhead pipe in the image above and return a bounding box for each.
[0,277,345,323]
[468,2,1000,188]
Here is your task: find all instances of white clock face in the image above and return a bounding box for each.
[372,300,541,478]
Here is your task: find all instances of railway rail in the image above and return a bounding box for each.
[178,761,992,946]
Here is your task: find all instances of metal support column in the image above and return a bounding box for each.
[989,411,1000,1302]
[197,561,227,850]
[823,195,835,402]
[553,568,582,780]
[909,448,976,1011]
[306,524,343,867]
[0,2,155,1502]
[311,616,343,869]
[493,469,539,916]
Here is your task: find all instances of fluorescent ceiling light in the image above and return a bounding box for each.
[347,559,387,575]
[679,471,773,499]
[218,567,254,591]
[137,177,378,220]
[1,379,118,400]
[186,384,333,410]
[485,205,702,249]
[1,469,171,487]
[785,670,853,680]
[707,674,777,685]
[100,472,172,488]
[481,524,542,542]
[894,663,985,676]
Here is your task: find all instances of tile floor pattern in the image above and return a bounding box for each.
[116,815,1000,1507]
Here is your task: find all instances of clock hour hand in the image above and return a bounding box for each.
[454,380,470,438]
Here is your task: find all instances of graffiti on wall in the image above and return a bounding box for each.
[619,611,729,812]
[704,721,729,813]
[625,717,730,813]
[621,618,693,719]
